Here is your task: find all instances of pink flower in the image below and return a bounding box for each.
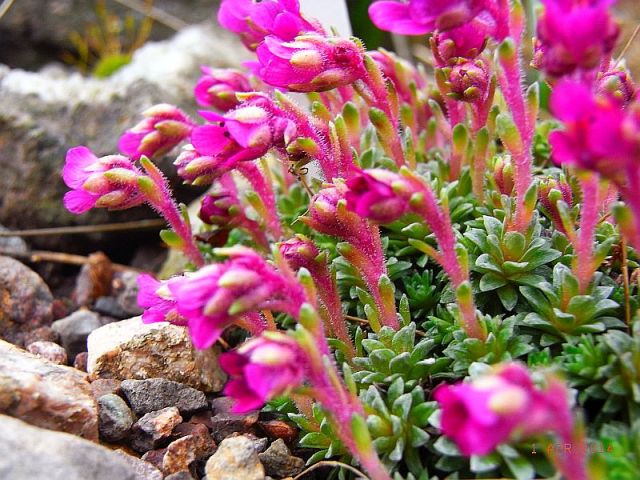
[549,80,637,183]
[345,170,411,224]
[597,66,637,106]
[198,192,237,226]
[369,0,485,35]
[137,274,186,326]
[434,363,572,456]
[168,247,306,349]
[220,332,307,412]
[538,177,574,235]
[255,35,365,92]
[194,67,252,111]
[62,146,144,214]
[445,58,490,103]
[532,0,619,78]
[188,96,297,180]
[118,104,195,160]
[218,0,323,51]
[432,14,493,63]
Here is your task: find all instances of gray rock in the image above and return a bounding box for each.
[98,393,135,442]
[121,378,208,416]
[130,406,182,453]
[26,340,68,365]
[113,450,164,480]
[87,317,226,393]
[0,414,144,479]
[209,397,259,443]
[52,309,102,360]
[0,339,98,440]
[0,256,53,345]
[0,224,28,254]
[258,439,305,478]
[205,435,266,480]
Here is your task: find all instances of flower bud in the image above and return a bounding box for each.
[493,157,514,195]
[344,170,411,224]
[445,59,490,103]
[198,193,238,226]
[538,177,573,234]
[118,104,195,160]
[597,67,637,107]
[255,35,365,93]
[194,67,252,111]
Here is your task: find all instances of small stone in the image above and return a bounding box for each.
[259,420,298,444]
[74,351,89,371]
[87,317,226,393]
[111,271,144,317]
[93,296,133,320]
[249,436,269,454]
[141,448,167,471]
[205,435,265,480]
[0,256,53,345]
[0,339,98,440]
[73,252,114,307]
[172,422,209,440]
[121,378,208,417]
[130,407,182,453]
[162,431,216,475]
[258,439,305,478]
[98,393,135,442]
[52,309,102,360]
[113,450,163,480]
[26,341,68,365]
[189,411,214,429]
[210,397,259,443]
[165,472,195,480]
[0,224,27,254]
[90,378,122,399]
[23,326,59,346]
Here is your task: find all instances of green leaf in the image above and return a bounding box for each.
[498,285,519,311]
[480,273,508,292]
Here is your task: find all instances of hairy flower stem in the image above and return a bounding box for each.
[573,174,599,294]
[139,158,204,267]
[498,34,534,232]
[297,307,392,480]
[402,170,484,339]
[237,162,283,240]
[355,56,405,167]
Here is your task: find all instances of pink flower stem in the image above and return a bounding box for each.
[618,171,640,249]
[140,159,204,267]
[237,162,283,240]
[298,314,392,480]
[406,177,484,339]
[573,174,599,294]
[498,32,534,231]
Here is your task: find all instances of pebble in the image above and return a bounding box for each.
[165,472,195,480]
[121,378,208,417]
[259,419,299,444]
[258,439,305,478]
[162,431,216,475]
[98,393,135,442]
[130,407,182,453]
[26,341,68,365]
[51,309,102,360]
[0,256,53,345]
[74,351,88,371]
[210,397,259,443]
[23,326,59,346]
[90,378,122,400]
[87,317,226,393]
[205,435,266,480]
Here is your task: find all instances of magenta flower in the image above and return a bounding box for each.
[549,80,636,183]
[218,0,322,51]
[597,66,637,106]
[434,363,573,456]
[369,0,485,35]
[137,274,186,326]
[538,177,574,235]
[194,67,252,111]
[445,58,490,103]
[345,170,411,224]
[198,192,237,226]
[255,35,365,92]
[370,50,426,103]
[62,146,144,214]
[189,97,297,180]
[532,0,619,78]
[168,247,305,349]
[118,104,195,160]
[220,332,307,413]
[432,14,492,63]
